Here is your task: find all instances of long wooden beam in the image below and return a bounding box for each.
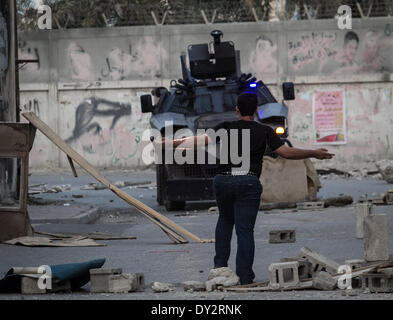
[22,112,208,244]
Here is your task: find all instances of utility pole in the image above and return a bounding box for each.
[0,0,19,123]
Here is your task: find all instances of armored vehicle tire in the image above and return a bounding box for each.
[156,164,165,205]
[164,200,186,211]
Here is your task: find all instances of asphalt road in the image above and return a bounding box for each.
[1,170,393,300]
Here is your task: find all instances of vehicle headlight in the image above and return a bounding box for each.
[275,127,285,135]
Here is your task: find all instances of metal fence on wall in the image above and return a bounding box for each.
[17,0,393,30]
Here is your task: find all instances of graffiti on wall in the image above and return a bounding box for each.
[22,98,40,114]
[66,37,166,82]
[288,28,393,75]
[247,34,278,79]
[18,40,41,72]
[64,97,146,165]
[65,97,131,143]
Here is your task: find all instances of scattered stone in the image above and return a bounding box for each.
[296,201,324,210]
[108,273,144,293]
[152,282,175,293]
[341,289,358,296]
[323,195,353,207]
[376,160,393,183]
[207,267,237,280]
[80,183,97,190]
[182,281,206,292]
[312,271,337,291]
[72,194,84,198]
[205,267,240,292]
[208,206,219,214]
[260,201,297,211]
[386,190,393,205]
[205,276,239,292]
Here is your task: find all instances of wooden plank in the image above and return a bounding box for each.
[22,112,205,244]
[67,155,78,177]
[109,184,202,243]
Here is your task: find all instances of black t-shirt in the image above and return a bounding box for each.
[208,120,284,177]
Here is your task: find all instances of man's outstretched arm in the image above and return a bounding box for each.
[156,134,211,149]
[275,145,334,160]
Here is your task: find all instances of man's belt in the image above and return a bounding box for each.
[220,171,258,177]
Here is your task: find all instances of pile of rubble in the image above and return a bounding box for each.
[317,159,393,182]
[28,183,71,194]
[223,197,393,294]
[376,160,393,184]
[80,180,153,190]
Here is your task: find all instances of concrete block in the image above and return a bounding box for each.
[386,190,393,204]
[21,277,46,294]
[108,274,132,293]
[312,271,337,291]
[364,214,389,262]
[269,230,296,243]
[280,257,312,280]
[296,201,324,210]
[90,268,122,293]
[361,273,393,293]
[297,247,340,275]
[355,203,373,239]
[108,273,144,293]
[268,261,300,289]
[90,269,144,293]
[90,268,122,275]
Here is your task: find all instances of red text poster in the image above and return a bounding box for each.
[313,89,346,144]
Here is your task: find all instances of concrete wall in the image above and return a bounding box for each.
[19,18,393,171]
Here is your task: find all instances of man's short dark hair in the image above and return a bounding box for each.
[344,31,359,46]
[237,93,258,116]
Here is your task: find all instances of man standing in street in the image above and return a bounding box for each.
[157,92,334,285]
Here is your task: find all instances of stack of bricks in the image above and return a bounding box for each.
[267,247,340,290]
[90,268,145,293]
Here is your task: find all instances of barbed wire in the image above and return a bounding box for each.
[17,0,392,30]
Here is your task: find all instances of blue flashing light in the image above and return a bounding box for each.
[249,83,257,88]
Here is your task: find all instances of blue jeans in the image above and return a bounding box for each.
[213,175,262,285]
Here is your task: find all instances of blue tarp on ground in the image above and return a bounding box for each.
[0,258,105,293]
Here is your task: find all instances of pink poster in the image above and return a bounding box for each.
[313,89,346,144]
